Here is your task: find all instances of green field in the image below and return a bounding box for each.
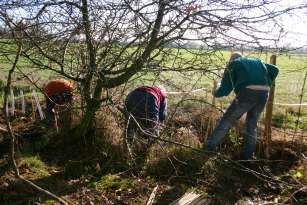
[1,44,307,129]
[128,50,307,130]
[1,42,306,104]
[129,50,307,104]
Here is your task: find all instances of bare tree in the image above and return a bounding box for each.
[0,0,306,140]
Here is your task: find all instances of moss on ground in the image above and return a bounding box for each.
[20,155,50,178]
[89,174,133,191]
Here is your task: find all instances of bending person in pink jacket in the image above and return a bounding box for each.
[125,86,167,156]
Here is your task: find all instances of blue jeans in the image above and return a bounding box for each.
[205,88,268,159]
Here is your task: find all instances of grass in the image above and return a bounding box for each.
[129,50,307,131]
[1,39,307,130]
[89,174,133,191]
[20,155,50,178]
[272,109,307,130]
[132,51,307,103]
[21,155,45,169]
[1,41,306,103]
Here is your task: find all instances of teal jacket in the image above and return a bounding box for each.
[214,57,279,97]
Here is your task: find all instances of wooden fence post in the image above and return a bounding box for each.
[264,54,277,158]
[296,71,307,152]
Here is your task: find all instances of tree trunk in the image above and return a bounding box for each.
[74,77,106,139]
[73,97,101,143]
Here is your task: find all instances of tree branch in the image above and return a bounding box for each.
[101,0,167,88]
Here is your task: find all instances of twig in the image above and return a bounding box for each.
[283,186,307,204]
[18,176,70,205]
[270,127,307,138]
[220,157,298,188]
[146,185,159,205]
[0,126,8,132]
[0,126,21,137]
[157,141,179,176]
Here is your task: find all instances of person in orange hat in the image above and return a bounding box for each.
[43,79,74,128]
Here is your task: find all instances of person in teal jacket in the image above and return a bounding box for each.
[205,52,279,159]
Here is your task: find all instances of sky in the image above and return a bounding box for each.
[2,0,307,49]
[279,12,307,47]
[257,0,307,48]
[172,0,307,49]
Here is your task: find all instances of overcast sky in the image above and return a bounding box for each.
[280,12,307,47]
[260,0,307,47]
[3,0,307,48]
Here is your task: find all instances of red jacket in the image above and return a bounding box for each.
[135,86,167,122]
[136,86,166,108]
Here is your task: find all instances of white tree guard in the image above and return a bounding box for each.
[32,90,45,120]
[5,96,9,117]
[10,89,15,116]
[20,90,26,114]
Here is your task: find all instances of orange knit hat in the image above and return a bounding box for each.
[44,79,74,97]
